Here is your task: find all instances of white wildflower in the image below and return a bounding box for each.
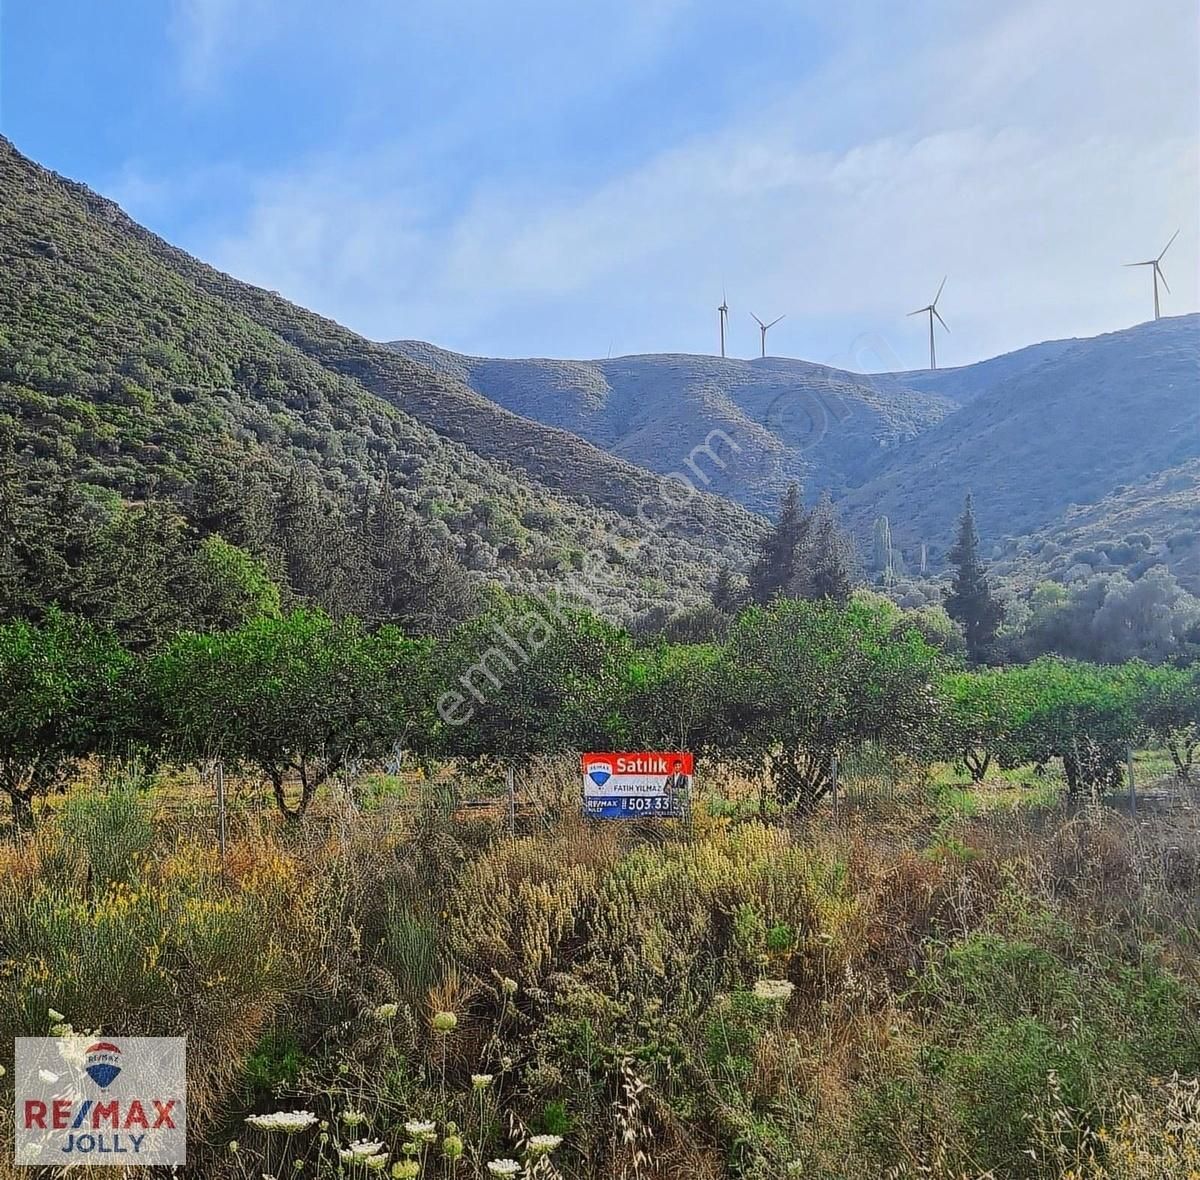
[404,1119,437,1143]
[526,1134,562,1156]
[245,1110,318,1134]
[487,1161,522,1177]
[753,979,795,1003]
[338,1140,387,1163]
[471,1073,494,1089]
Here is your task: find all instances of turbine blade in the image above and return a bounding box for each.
[933,307,950,332]
[907,308,927,316]
[1156,262,1170,294]
[751,313,765,327]
[933,275,947,305]
[1124,261,1154,267]
[767,315,785,329]
[1158,228,1180,261]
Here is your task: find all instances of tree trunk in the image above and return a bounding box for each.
[964,749,991,783]
[268,766,301,822]
[771,746,832,813]
[6,787,35,829]
[1169,739,1195,783]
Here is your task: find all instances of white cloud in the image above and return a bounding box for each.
[169,0,280,95]
[188,0,1198,368]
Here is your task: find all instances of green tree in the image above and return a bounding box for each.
[710,564,748,615]
[0,611,134,825]
[944,494,1004,664]
[1006,659,1148,796]
[434,596,632,765]
[796,492,855,603]
[724,597,942,809]
[747,483,810,605]
[193,535,282,628]
[151,610,429,820]
[616,642,733,753]
[1135,663,1199,781]
[937,667,1026,783]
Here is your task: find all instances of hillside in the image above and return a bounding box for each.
[388,341,956,515]
[879,336,1082,406]
[394,318,1200,585]
[990,457,1200,593]
[840,315,1200,568]
[0,138,762,620]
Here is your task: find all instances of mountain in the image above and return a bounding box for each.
[989,458,1200,594]
[0,138,763,622]
[393,317,1200,586]
[388,342,957,516]
[839,316,1200,568]
[878,337,1081,406]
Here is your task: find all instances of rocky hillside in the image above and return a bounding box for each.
[394,317,1200,584]
[840,316,1200,569]
[389,341,957,515]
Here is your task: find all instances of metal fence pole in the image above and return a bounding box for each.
[1127,745,1136,818]
[215,758,228,858]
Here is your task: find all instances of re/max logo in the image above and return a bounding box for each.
[23,1098,178,1131]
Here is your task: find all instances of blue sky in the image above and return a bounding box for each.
[2,0,1197,369]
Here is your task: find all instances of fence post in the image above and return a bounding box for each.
[506,765,516,838]
[1127,745,1136,818]
[215,758,228,858]
[831,752,839,824]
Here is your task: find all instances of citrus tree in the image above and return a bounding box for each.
[433,596,632,764]
[937,667,1028,782]
[0,611,135,825]
[1135,663,1200,782]
[1006,659,1149,795]
[614,641,734,754]
[151,610,431,820]
[723,597,943,809]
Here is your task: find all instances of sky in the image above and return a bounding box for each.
[1,0,1198,371]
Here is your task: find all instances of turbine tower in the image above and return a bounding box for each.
[718,291,730,358]
[750,313,784,358]
[908,276,949,370]
[1125,230,1179,321]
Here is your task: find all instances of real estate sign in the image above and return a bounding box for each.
[581,751,693,820]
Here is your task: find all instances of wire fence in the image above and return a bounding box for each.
[33,743,1197,851]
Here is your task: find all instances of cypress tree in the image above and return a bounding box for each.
[711,564,747,615]
[748,483,811,604]
[944,493,1004,662]
[801,493,855,603]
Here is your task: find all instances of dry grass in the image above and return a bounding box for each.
[0,763,1196,1178]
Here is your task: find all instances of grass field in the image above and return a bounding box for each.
[0,758,1197,1178]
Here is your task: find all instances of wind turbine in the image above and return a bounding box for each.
[1125,229,1179,321]
[718,290,730,358]
[750,312,784,358]
[908,276,949,370]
